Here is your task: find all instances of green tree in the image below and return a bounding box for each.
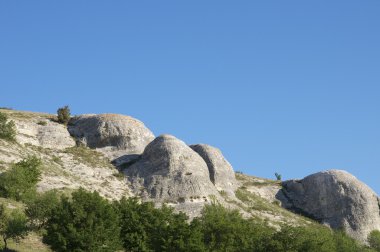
[368,230,380,251]
[0,112,16,142]
[0,156,42,201]
[333,230,363,252]
[25,190,60,230]
[116,197,203,252]
[195,203,274,252]
[275,172,282,181]
[57,106,71,125]
[0,205,29,251]
[43,188,121,252]
[272,224,336,252]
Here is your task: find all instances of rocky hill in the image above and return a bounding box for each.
[0,108,379,249]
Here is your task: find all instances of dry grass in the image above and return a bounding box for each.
[5,233,51,252]
[63,146,114,169]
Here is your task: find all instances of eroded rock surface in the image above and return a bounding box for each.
[124,135,219,203]
[190,144,237,194]
[278,170,380,242]
[68,114,154,159]
[13,117,75,149]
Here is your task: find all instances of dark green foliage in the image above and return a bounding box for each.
[272,224,336,252]
[0,156,42,201]
[25,190,60,230]
[195,203,274,252]
[0,112,16,142]
[43,188,121,252]
[275,172,282,181]
[0,204,29,251]
[368,230,380,251]
[38,188,372,252]
[116,197,202,252]
[332,230,364,252]
[57,106,71,125]
[271,225,365,252]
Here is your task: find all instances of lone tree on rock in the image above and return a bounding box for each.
[57,105,71,125]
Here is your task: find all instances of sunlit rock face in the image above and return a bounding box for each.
[124,134,219,202]
[68,113,155,159]
[279,170,380,243]
[190,144,237,195]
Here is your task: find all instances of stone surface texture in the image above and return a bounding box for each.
[190,144,237,194]
[279,170,380,242]
[125,135,219,203]
[68,114,154,159]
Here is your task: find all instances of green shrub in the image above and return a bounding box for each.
[0,156,42,201]
[275,172,282,181]
[25,190,60,230]
[369,230,380,251]
[0,204,29,251]
[195,203,275,252]
[0,111,16,141]
[116,197,201,252]
[43,188,122,252]
[37,121,47,126]
[57,105,71,125]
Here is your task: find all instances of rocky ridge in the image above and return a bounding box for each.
[0,108,379,243]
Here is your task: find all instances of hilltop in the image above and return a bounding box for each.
[0,108,379,251]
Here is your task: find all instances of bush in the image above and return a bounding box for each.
[37,121,47,126]
[0,111,16,141]
[368,230,380,251]
[25,190,60,230]
[116,197,201,252]
[0,204,29,251]
[0,156,42,201]
[57,105,71,125]
[195,203,274,252]
[275,172,282,181]
[43,188,121,252]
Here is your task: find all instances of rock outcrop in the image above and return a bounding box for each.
[14,117,75,149]
[278,170,380,242]
[68,114,155,160]
[190,144,237,194]
[124,135,219,203]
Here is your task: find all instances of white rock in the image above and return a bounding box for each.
[279,170,380,243]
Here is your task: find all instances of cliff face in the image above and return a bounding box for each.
[0,108,379,243]
[278,170,380,243]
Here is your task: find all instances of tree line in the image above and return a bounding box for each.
[1,112,380,251]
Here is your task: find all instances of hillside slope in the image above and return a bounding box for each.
[0,108,379,249]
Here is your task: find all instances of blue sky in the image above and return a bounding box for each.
[1,1,379,193]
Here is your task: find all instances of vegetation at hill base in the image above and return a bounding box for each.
[0,156,379,251]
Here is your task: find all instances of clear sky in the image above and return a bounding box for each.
[1,1,379,193]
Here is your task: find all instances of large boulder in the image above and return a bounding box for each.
[124,135,219,203]
[68,114,154,159]
[278,170,380,242]
[190,144,237,194]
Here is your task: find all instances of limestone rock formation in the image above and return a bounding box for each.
[68,114,155,159]
[190,144,237,194]
[14,118,75,149]
[124,135,219,203]
[278,170,380,242]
